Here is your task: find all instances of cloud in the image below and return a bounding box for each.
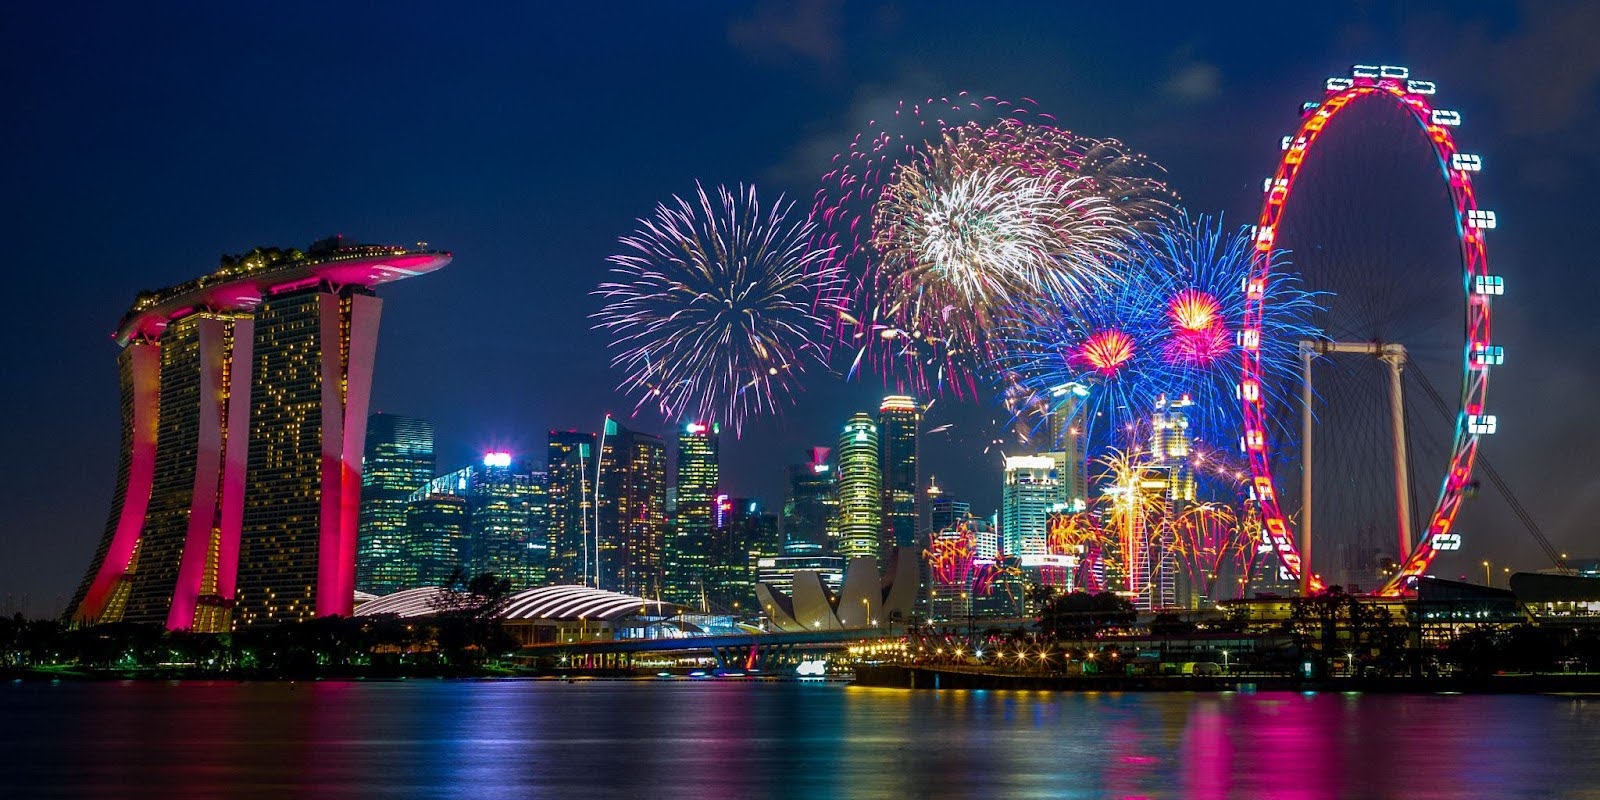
[727,0,845,68]
[1162,61,1222,106]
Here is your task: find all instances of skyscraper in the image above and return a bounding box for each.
[70,239,449,630]
[1001,455,1059,560]
[357,414,435,595]
[1043,384,1090,513]
[708,496,778,612]
[836,413,882,561]
[546,430,596,585]
[406,491,469,588]
[878,395,920,558]
[781,447,836,556]
[468,452,542,589]
[667,421,718,605]
[596,419,667,597]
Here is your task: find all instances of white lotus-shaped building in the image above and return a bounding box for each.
[756,547,920,632]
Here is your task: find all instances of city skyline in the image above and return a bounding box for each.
[4,3,1597,615]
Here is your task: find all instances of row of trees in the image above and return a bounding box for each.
[1,572,522,678]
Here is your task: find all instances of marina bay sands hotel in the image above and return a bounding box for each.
[69,238,450,631]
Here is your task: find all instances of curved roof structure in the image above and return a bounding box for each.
[352,587,477,618]
[353,590,380,605]
[117,244,451,346]
[500,585,679,622]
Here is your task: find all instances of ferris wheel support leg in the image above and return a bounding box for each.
[1381,346,1414,561]
[1299,341,1316,597]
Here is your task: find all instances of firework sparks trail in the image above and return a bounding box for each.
[594,183,842,434]
[994,214,1324,451]
[812,95,1178,396]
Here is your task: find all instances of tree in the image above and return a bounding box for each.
[1038,592,1136,641]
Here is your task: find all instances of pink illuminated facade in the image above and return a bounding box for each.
[68,239,450,630]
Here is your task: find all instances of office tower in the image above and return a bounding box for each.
[70,239,449,630]
[1149,395,1197,505]
[836,413,882,560]
[596,419,667,597]
[667,421,718,605]
[546,430,597,585]
[1001,456,1059,560]
[1147,395,1195,608]
[878,395,920,558]
[468,452,542,589]
[782,448,836,556]
[708,496,777,613]
[1042,383,1090,513]
[525,470,550,582]
[928,488,971,536]
[357,414,436,595]
[406,492,469,588]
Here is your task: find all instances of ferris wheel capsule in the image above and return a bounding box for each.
[1380,65,1410,79]
[1351,64,1380,78]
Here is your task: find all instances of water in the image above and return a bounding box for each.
[4,680,1599,799]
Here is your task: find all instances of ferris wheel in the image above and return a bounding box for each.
[1239,65,1499,597]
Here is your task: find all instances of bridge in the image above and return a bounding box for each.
[518,627,908,672]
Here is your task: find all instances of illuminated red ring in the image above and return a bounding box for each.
[1240,71,1493,597]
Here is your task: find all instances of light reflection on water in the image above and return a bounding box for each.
[4,680,1600,799]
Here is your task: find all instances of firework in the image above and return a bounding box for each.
[994,214,1323,450]
[812,95,1177,395]
[594,183,841,433]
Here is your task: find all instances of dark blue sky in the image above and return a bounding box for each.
[3,1,1596,614]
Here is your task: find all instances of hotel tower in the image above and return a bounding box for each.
[68,238,449,630]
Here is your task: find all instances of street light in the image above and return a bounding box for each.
[1221,650,1230,673]
[1482,560,1491,585]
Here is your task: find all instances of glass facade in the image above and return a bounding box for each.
[836,413,882,561]
[545,430,596,585]
[356,414,435,595]
[666,422,718,606]
[878,395,920,557]
[597,420,667,597]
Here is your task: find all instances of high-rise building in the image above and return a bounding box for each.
[782,448,836,556]
[596,419,667,597]
[836,413,882,560]
[708,496,778,613]
[1042,383,1090,514]
[357,414,435,595]
[1001,455,1059,560]
[406,492,469,588]
[402,454,543,589]
[666,422,718,605]
[468,452,543,589]
[928,487,971,536]
[878,395,920,558]
[546,430,596,585]
[69,239,449,630]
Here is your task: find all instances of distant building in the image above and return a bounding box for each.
[782,448,837,556]
[68,240,449,630]
[406,492,469,588]
[546,430,596,585]
[708,496,779,613]
[878,395,920,558]
[596,419,667,597]
[837,413,882,560]
[468,453,544,589]
[403,454,544,589]
[357,414,436,595]
[666,422,718,606]
[928,486,971,536]
[1001,455,1059,560]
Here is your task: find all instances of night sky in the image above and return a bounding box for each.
[3,2,1596,615]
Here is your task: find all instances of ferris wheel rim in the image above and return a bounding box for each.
[1239,65,1496,597]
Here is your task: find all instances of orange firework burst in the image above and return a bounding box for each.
[1168,288,1222,331]
[1077,329,1136,375]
